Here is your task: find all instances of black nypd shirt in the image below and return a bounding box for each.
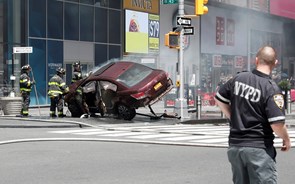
[215,69,285,148]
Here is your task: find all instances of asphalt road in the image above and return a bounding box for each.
[0,140,294,184]
[0,118,294,184]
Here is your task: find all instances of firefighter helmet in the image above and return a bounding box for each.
[56,67,66,75]
[73,61,80,67]
[21,64,31,71]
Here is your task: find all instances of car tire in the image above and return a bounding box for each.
[68,101,83,117]
[117,104,136,120]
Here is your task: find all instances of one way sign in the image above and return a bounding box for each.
[176,17,191,26]
[183,27,194,35]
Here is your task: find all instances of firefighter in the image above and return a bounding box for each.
[72,61,82,83]
[48,67,69,117]
[71,62,90,118]
[19,64,35,117]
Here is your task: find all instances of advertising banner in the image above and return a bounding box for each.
[125,10,149,53]
[270,0,295,20]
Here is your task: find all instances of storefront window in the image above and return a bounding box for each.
[29,39,46,104]
[109,45,121,60]
[95,44,107,66]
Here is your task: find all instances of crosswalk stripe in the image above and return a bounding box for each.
[47,125,295,148]
[190,138,228,143]
[73,130,125,135]
[49,128,103,134]
[160,135,224,141]
[128,133,184,139]
[100,132,151,137]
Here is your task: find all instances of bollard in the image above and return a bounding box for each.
[287,90,291,114]
[197,94,201,119]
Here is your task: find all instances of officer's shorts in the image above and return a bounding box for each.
[227,146,277,184]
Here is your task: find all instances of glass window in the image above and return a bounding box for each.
[65,0,78,2]
[95,7,107,43]
[95,44,107,66]
[65,3,79,40]
[29,0,46,38]
[47,0,63,39]
[116,64,153,87]
[94,0,108,7]
[109,10,121,44]
[80,5,94,41]
[80,0,94,5]
[109,45,121,60]
[29,39,46,105]
[109,0,122,9]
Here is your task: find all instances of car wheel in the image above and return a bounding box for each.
[117,104,136,120]
[68,101,83,117]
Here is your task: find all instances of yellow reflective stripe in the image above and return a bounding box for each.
[20,79,28,83]
[48,90,63,94]
[48,82,66,87]
[20,88,31,92]
[48,82,59,86]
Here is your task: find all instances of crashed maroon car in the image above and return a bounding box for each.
[65,61,173,120]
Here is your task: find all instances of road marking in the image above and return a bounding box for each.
[47,124,295,148]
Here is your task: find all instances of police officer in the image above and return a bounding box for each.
[215,46,291,184]
[19,64,35,117]
[48,67,69,117]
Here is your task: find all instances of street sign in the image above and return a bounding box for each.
[183,27,194,35]
[161,0,178,4]
[176,17,191,26]
[13,47,33,54]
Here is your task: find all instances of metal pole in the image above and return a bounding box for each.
[31,69,41,116]
[287,90,291,114]
[178,0,185,121]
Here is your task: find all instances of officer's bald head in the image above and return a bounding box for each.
[256,46,277,66]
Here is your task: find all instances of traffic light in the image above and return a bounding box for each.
[165,31,180,49]
[195,0,208,15]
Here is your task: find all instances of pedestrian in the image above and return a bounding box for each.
[48,67,69,117]
[215,46,291,184]
[19,64,35,117]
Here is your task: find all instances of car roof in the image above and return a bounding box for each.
[92,61,152,79]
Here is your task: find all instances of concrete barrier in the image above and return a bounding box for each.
[0,97,22,115]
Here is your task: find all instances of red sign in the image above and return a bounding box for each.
[216,17,225,45]
[227,19,235,46]
[213,55,222,67]
[270,0,295,20]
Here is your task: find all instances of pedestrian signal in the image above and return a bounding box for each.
[165,32,180,49]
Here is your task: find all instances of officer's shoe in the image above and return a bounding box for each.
[58,114,66,118]
[50,114,57,118]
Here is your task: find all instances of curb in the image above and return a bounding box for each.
[0,116,95,128]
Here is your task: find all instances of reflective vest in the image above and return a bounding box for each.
[72,71,83,94]
[19,72,32,92]
[48,74,69,97]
